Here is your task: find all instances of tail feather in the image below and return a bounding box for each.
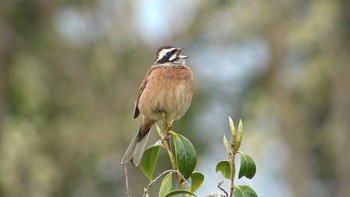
[121,124,151,167]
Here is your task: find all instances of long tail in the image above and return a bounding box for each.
[121,123,152,167]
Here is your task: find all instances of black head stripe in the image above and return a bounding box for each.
[155,48,178,64]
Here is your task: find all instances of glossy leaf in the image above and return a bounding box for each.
[159,172,173,197]
[140,144,161,181]
[164,190,196,197]
[172,133,197,179]
[238,152,256,179]
[190,171,204,193]
[233,185,258,197]
[215,160,231,179]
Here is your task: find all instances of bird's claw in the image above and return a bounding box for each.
[167,120,174,131]
[162,133,171,141]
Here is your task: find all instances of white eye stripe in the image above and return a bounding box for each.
[155,48,177,62]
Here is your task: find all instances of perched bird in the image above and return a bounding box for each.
[121,46,193,167]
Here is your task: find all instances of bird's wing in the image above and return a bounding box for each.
[133,67,154,119]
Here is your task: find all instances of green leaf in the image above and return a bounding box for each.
[172,133,197,179]
[233,185,258,197]
[190,171,204,193]
[140,144,161,181]
[164,190,197,197]
[238,152,256,179]
[159,172,173,197]
[215,160,231,179]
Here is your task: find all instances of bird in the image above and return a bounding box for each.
[121,46,193,167]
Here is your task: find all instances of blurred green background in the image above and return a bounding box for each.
[0,0,349,196]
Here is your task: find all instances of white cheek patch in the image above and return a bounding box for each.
[169,53,177,61]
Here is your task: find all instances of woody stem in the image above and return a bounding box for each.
[229,152,236,197]
[161,112,182,187]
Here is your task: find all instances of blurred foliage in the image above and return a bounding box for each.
[0,0,349,197]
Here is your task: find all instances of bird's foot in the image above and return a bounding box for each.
[167,120,174,131]
[162,133,171,141]
[161,112,168,130]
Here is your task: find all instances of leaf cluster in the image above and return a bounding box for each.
[140,127,203,197]
[216,117,257,197]
[135,117,258,197]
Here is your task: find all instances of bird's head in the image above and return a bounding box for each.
[153,46,188,65]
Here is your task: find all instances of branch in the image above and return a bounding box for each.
[143,169,190,197]
[229,153,236,197]
[218,181,228,197]
[124,166,130,197]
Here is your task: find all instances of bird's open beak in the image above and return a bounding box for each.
[176,48,189,59]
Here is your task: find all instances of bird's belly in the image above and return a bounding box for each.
[139,81,192,121]
[160,83,192,120]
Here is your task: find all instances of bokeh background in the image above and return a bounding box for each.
[1,0,349,196]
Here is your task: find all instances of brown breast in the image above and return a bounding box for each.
[138,65,193,121]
